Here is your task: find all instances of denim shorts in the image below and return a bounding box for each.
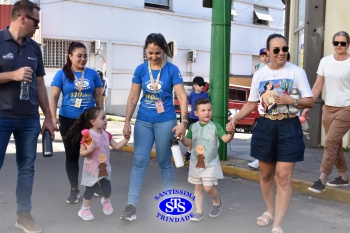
[251,117,304,162]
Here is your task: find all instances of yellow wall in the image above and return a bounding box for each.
[324,0,350,56]
[229,76,252,87]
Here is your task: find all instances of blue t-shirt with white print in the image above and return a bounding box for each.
[51,67,103,119]
[132,61,183,123]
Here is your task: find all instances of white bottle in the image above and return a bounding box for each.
[20,81,30,100]
[299,116,309,131]
[170,139,184,168]
[289,87,299,114]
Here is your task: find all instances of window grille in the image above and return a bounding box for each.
[43,39,81,68]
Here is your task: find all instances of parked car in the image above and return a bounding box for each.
[174,83,259,133]
[228,84,260,133]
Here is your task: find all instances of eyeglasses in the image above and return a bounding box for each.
[272,46,289,54]
[195,83,205,87]
[332,41,347,47]
[18,14,40,27]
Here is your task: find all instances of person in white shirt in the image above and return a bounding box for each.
[304,31,350,193]
[228,33,314,233]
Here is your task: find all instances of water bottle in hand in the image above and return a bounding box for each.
[42,130,53,157]
[81,129,92,145]
[19,81,30,100]
[299,116,309,131]
[170,139,184,168]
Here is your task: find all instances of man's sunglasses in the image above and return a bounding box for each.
[18,14,40,27]
[195,83,205,87]
[272,46,289,54]
[332,41,347,47]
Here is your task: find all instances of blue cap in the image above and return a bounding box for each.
[259,48,267,55]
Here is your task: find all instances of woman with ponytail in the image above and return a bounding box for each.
[49,42,103,204]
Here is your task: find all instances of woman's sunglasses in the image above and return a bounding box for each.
[332,41,347,47]
[272,46,289,54]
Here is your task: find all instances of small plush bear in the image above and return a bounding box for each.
[98,153,108,177]
[195,145,205,168]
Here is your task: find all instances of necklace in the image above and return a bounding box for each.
[72,67,85,92]
[148,60,165,92]
[269,66,283,78]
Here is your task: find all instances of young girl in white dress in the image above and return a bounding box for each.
[66,106,129,220]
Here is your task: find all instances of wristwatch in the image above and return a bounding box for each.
[293,98,298,107]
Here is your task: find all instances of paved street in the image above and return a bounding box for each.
[1,150,350,233]
[1,117,350,233]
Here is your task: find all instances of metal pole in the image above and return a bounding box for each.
[210,0,231,160]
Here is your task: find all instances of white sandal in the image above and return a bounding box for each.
[271,227,283,233]
[257,211,274,226]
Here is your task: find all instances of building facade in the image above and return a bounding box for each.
[287,0,350,147]
[1,0,284,116]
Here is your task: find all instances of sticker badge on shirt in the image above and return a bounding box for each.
[74,98,82,108]
[155,99,165,114]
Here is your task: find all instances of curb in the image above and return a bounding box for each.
[120,145,350,205]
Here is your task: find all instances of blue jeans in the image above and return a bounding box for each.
[128,119,177,206]
[0,117,41,213]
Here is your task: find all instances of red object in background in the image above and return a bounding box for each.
[81,129,93,145]
[228,84,260,132]
[173,82,260,133]
[0,5,13,29]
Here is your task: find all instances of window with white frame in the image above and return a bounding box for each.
[145,0,170,10]
[253,6,273,26]
[294,0,305,67]
[43,38,81,68]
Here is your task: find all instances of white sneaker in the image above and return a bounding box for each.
[78,207,94,221]
[248,159,259,169]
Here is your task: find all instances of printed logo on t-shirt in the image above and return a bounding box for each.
[74,80,90,90]
[143,80,163,109]
[146,82,162,91]
[2,53,14,59]
[258,79,294,114]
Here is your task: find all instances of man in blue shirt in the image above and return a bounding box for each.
[0,1,54,232]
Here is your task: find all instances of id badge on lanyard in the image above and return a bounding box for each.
[73,67,85,109]
[74,97,82,108]
[155,99,165,114]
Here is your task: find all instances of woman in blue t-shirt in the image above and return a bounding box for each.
[120,33,188,221]
[49,42,103,204]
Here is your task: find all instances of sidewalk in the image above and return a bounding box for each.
[103,115,350,205]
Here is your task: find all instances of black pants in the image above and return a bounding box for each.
[59,115,81,188]
[84,178,111,200]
